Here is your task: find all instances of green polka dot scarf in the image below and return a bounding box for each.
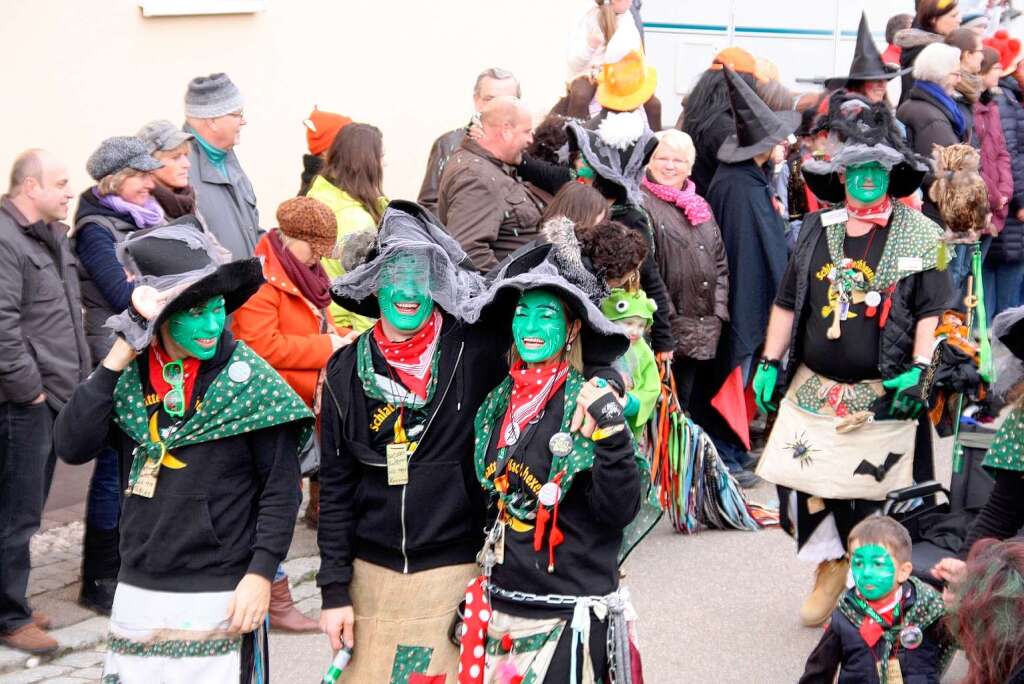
[984,406,1024,472]
[113,341,313,494]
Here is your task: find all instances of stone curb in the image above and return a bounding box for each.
[0,556,321,677]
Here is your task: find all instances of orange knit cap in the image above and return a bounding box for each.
[304,107,353,156]
[983,30,1024,77]
[710,47,757,75]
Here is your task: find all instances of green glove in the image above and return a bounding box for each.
[753,358,780,414]
[881,364,927,419]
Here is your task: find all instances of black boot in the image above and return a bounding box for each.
[79,524,119,615]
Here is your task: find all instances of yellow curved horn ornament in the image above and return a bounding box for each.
[148,413,187,470]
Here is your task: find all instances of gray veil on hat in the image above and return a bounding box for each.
[992,305,1024,402]
[566,111,658,206]
[330,200,485,321]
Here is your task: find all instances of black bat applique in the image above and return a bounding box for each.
[853,453,904,482]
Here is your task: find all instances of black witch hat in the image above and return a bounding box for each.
[717,67,801,163]
[824,13,910,90]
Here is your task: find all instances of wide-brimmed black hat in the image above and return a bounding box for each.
[107,215,263,350]
[717,67,801,163]
[566,111,658,206]
[823,13,911,90]
[801,92,928,202]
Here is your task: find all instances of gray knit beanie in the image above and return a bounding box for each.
[86,136,163,181]
[184,73,245,119]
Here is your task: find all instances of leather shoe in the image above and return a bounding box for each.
[79,577,117,616]
[31,611,51,631]
[0,624,58,654]
[268,577,318,632]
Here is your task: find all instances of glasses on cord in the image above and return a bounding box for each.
[162,359,186,418]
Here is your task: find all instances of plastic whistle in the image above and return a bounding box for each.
[322,647,353,684]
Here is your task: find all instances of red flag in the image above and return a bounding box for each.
[410,675,448,684]
[711,367,751,450]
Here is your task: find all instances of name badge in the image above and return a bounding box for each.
[821,208,849,226]
[897,256,923,273]
[386,443,409,486]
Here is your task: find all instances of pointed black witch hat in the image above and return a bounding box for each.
[717,67,800,163]
[824,13,910,90]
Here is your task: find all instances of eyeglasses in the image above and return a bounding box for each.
[222,111,245,120]
[162,359,186,418]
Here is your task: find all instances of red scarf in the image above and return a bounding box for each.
[372,309,442,400]
[857,589,901,648]
[147,342,201,412]
[497,359,569,448]
[847,196,893,227]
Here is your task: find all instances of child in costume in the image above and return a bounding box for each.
[800,516,955,684]
[600,288,659,438]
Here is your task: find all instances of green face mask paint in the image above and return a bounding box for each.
[167,296,226,360]
[851,543,898,601]
[378,253,433,333]
[512,289,570,364]
[845,162,891,205]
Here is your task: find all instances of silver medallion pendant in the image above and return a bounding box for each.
[548,431,573,457]
[899,625,923,650]
[503,422,521,446]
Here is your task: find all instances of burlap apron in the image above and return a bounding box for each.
[757,365,917,500]
[340,558,478,683]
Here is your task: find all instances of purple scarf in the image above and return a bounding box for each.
[642,176,712,226]
[96,189,165,228]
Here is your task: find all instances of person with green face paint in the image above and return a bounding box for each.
[55,219,313,683]
[751,93,952,629]
[801,516,955,684]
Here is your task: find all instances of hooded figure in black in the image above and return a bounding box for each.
[691,67,800,482]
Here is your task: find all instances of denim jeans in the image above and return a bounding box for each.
[983,260,1024,325]
[0,401,56,633]
[86,448,120,530]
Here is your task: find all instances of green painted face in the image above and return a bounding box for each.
[167,296,226,360]
[845,162,891,205]
[378,253,433,333]
[851,544,898,601]
[512,290,569,364]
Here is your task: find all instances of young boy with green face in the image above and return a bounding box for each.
[800,516,955,684]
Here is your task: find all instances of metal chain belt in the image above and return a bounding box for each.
[487,585,608,606]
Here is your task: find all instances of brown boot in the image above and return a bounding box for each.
[799,557,850,627]
[268,577,318,633]
[0,624,58,654]
[303,481,320,530]
[31,611,51,630]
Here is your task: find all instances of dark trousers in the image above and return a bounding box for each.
[0,401,56,633]
[86,448,120,530]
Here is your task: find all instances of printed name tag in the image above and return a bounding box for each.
[821,208,849,226]
[897,257,923,273]
[386,443,409,486]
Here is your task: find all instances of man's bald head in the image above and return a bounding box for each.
[478,96,534,165]
[7,149,73,223]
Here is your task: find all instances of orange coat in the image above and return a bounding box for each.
[230,233,338,407]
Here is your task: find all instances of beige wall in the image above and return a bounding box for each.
[2,0,588,221]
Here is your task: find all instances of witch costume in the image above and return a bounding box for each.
[457,261,659,684]
[821,13,910,93]
[54,217,313,683]
[753,96,951,625]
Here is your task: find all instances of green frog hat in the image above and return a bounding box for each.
[600,288,657,323]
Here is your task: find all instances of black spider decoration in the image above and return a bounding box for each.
[786,433,818,469]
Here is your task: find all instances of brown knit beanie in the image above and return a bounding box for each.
[981,46,1002,76]
[276,197,337,259]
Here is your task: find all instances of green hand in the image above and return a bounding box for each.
[752,360,780,414]
[882,365,925,419]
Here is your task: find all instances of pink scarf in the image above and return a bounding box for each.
[642,176,712,225]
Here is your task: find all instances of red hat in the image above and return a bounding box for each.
[303,107,352,156]
[983,30,1024,77]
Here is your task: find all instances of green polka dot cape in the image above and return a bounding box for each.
[983,406,1024,472]
[113,341,314,491]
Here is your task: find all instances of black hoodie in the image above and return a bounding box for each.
[54,332,303,592]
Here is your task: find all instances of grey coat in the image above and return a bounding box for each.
[0,198,90,409]
[185,131,261,260]
[417,127,466,216]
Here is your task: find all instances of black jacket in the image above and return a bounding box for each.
[54,333,303,592]
[316,314,508,608]
[486,385,641,618]
[897,84,970,226]
[689,109,734,197]
[990,78,1024,263]
[0,198,90,409]
[800,583,950,684]
[780,209,951,385]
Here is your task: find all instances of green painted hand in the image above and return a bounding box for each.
[753,360,780,414]
[882,364,927,419]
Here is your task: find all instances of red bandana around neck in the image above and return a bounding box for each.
[497,359,570,449]
[847,196,893,227]
[857,587,902,648]
[372,309,442,400]
[147,342,201,412]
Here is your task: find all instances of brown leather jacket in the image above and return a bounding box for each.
[417,128,466,215]
[644,187,730,361]
[438,139,544,272]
